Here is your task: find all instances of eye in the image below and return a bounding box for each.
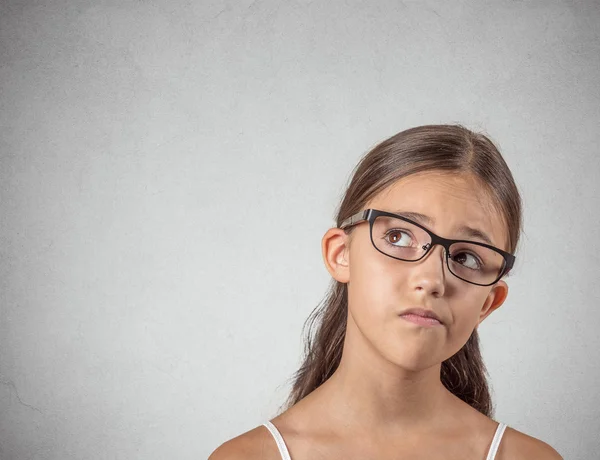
[450,251,483,270]
[385,229,415,247]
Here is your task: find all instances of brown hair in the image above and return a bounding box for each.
[281,124,522,418]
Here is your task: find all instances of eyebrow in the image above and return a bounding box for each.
[391,210,496,247]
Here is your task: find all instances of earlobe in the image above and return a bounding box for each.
[321,228,350,283]
[478,280,509,324]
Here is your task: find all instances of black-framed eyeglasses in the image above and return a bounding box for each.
[339,209,515,287]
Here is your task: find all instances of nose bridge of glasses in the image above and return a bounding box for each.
[421,240,447,260]
[427,233,452,256]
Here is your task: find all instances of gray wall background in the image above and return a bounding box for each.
[1,0,599,459]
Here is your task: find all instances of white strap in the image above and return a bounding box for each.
[263,421,292,460]
[263,419,506,460]
[485,422,508,460]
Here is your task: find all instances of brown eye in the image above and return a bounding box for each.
[451,251,482,270]
[386,229,414,247]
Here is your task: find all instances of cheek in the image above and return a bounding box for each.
[444,294,488,350]
[348,249,401,316]
[452,291,489,325]
[347,257,399,339]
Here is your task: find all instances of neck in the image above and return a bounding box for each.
[315,312,452,434]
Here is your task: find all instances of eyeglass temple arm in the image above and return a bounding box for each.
[340,209,368,229]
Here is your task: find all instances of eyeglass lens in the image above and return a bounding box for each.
[371,215,506,285]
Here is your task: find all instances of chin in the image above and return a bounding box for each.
[383,349,441,372]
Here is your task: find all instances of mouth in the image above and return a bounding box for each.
[399,314,442,327]
[398,308,443,327]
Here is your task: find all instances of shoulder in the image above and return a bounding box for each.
[208,424,281,460]
[499,426,563,460]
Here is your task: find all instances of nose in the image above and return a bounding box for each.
[410,243,446,297]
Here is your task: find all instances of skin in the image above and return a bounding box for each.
[209,171,563,460]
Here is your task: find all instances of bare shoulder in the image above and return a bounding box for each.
[500,426,563,460]
[208,424,280,460]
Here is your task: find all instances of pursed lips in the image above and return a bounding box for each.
[398,307,443,324]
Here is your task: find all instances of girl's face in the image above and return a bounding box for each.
[324,171,510,371]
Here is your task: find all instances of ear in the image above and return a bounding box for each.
[321,227,351,283]
[477,280,509,325]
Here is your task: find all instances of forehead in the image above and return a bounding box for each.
[365,171,508,250]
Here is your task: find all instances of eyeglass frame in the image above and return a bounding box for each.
[339,208,515,287]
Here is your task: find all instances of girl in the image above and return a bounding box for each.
[209,124,563,459]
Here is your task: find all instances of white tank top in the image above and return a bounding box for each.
[263,420,508,460]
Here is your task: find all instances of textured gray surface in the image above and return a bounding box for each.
[1,0,599,459]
